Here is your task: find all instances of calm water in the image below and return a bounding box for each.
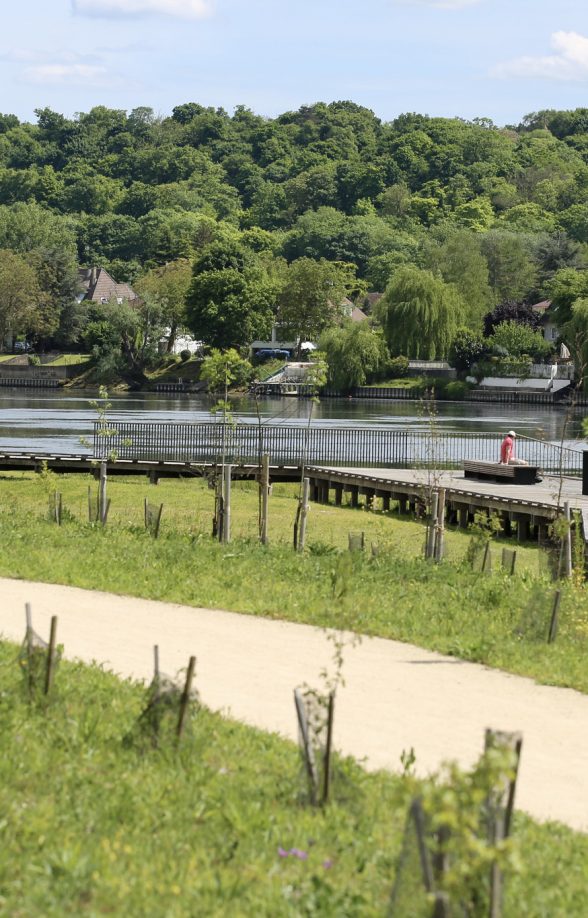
[0,390,585,454]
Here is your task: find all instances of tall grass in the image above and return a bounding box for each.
[0,472,587,693]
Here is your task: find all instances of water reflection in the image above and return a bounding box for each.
[0,389,585,454]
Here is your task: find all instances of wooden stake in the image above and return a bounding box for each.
[153,644,160,680]
[260,453,270,545]
[322,692,335,806]
[548,590,561,643]
[434,487,446,562]
[99,461,107,526]
[482,541,492,574]
[426,491,439,560]
[297,478,310,552]
[176,655,196,740]
[222,465,232,544]
[44,616,58,696]
[294,689,318,804]
[564,502,573,579]
[502,548,517,576]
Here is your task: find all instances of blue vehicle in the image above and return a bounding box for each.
[255,348,291,361]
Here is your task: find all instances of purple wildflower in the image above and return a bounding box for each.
[278,847,289,858]
[291,848,308,860]
[322,859,333,869]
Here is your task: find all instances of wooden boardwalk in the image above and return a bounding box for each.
[0,450,584,540]
[305,466,587,541]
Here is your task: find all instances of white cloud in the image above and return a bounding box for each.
[22,64,113,86]
[72,0,213,18]
[492,31,588,81]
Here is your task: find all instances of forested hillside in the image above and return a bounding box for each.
[1,101,588,377]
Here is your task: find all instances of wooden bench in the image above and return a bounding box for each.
[463,460,539,485]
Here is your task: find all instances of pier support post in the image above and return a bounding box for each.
[350,487,359,508]
[459,507,469,529]
[517,518,530,542]
[334,485,343,506]
[398,496,408,515]
[382,493,390,512]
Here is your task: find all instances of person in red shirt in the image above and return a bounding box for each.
[500,430,528,465]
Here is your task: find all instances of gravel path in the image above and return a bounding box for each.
[2,576,587,832]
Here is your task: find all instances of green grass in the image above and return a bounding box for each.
[0,642,587,916]
[0,472,587,694]
[146,356,203,383]
[46,353,91,367]
[365,377,425,388]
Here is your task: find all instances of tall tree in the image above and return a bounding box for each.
[319,322,388,389]
[135,258,192,352]
[424,228,492,329]
[0,249,43,346]
[186,240,279,349]
[277,258,353,354]
[480,231,537,304]
[379,266,464,359]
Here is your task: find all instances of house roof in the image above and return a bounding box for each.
[78,267,138,303]
[350,306,368,322]
[530,299,552,314]
[363,292,384,312]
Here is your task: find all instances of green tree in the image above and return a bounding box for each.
[277,258,353,354]
[424,229,492,329]
[546,267,588,327]
[449,327,487,376]
[186,240,279,349]
[490,321,552,360]
[200,347,254,393]
[379,266,464,359]
[480,231,537,304]
[84,297,165,383]
[319,322,388,390]
[0,249,43,347]
[135,258,192,353]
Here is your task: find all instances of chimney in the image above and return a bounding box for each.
[90,266,97,287]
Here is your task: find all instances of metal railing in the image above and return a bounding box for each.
[94,421,586,475]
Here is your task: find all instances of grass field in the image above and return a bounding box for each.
[1,642,587,917]
[46,354,91,367]
[0,471,587,694]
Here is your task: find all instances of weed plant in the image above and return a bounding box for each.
[0,473,587,693]
[0,644,587,915]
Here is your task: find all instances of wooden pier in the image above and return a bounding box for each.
[0,449,585,543]
[304,466,587,542]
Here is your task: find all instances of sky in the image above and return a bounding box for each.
[1,0,588,126]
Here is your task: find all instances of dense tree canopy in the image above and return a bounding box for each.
[1,100,588,354]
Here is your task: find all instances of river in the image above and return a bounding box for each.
[0,390,585,455]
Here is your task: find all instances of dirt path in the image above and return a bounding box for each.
[2,576,587,832]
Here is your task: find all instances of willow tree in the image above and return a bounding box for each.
[379,266,464,359]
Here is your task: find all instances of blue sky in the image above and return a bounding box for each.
[1,0,588,125]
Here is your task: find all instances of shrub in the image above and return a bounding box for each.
[179,349,191,362]
[449,327,487,377]
[387,355,410,378]
[441,380,471,400]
